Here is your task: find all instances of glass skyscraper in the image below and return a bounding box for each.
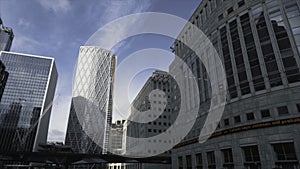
[0,60,8,102]
[0,51,58,153]
[65,46,116,158]
[0,18,14,51]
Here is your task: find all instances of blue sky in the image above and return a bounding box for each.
[0,0,201,142]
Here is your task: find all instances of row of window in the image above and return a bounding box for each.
[147,114,172,119]
[147,128,167,133]
[178,142,298,169]
[148,118,171,124]
[175,0,246,52]
[222,104,300,127]
[151,100,167,105]
[174,0,300,101]
[218,0,245,21]
[222,2,300,99]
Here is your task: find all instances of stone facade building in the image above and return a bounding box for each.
[170,0,300,169]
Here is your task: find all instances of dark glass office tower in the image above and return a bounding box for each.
[0,51,58,153]
[0,60,8,102]
[65,46,116,158]
[0,18,14,51]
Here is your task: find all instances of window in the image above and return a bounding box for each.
[242,145,261,168]
[229,19,250,95]
[207,151,216,169]
[205,4,210,15]
[246,112,255,121]
[218,14,224,21]
[216,0,222,7]
[178,156,183,169]
[148,129,152,132]
[238,0,245,7]
[209,0,214,11]
[261,109,271,118]
[240,12,265,91]
[186,155,192,169]
[272,142,297,161]
[224,118,229,126]
[195,16,199,27]
[277,106,289,115]
[227,7,234,14]
[234,115,241,124]
[297,104,300,113]
[283,1,300,53]
[268,1,300,84]
[195,153,203,169]
[254,7,282,87]
[224,118,230,126]
[220,25,238,99]
[222,148,234,166]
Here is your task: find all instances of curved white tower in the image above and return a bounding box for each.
[65,46,116,155]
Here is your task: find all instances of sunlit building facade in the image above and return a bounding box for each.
[108,120,125,155]
[0,51,58,154]
[170,0,300,169]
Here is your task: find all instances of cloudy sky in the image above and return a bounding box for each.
[0,0,201,142]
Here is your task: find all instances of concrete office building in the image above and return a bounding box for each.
[120,70,179,169]
[0,18,14,51]
[0,51,58,154]
[107,120,125,169]
[170,0,300,169]
[108,120,126,155]
[65,46,116,168]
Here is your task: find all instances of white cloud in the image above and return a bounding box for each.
[47,75,73,142]
[11,35,43,52]
[91,0,151,53]
[48,129,65,142]
[17,18,31,29]
[37,0,71,13]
